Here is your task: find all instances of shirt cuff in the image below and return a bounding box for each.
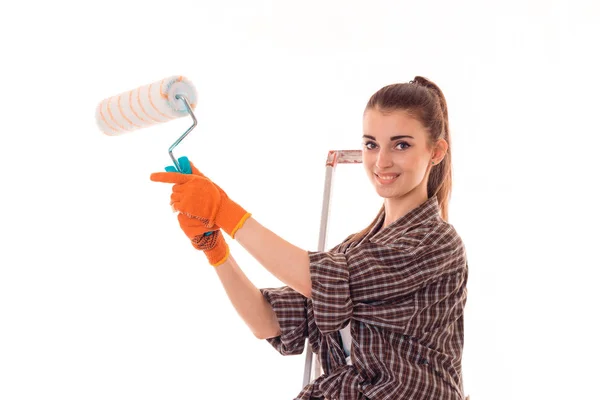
[259,286,308,355]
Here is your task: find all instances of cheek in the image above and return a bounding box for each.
[392,154,412,170]
[395,153,425,171]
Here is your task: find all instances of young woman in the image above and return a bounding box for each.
[151,76,469,400]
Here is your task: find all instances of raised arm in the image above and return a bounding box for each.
[150,157,314,346]
[213,254,281,339]
[233,217,312,298]
[173,214,312,352]
[150,157,312,298]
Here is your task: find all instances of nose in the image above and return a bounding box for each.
[376,148,393,169]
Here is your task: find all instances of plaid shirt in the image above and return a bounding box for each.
[260,196,468,400]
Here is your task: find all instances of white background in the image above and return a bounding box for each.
[1,1,599,399]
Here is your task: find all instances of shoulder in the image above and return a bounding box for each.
[427,220,465,248]
[381,218,467,264]
[381,217,450,250]
[417,220,468,269]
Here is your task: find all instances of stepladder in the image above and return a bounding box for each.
[302,149,363,388]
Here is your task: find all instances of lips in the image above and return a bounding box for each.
[374,172,399,185]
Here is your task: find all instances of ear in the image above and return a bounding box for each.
[432,138,449,163]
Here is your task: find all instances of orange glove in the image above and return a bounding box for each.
[150,164,252,238]
[177,213,230,266]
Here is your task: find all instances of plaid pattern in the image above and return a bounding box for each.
[260,196,468,400]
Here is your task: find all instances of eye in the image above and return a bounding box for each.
[363,141,377,150]
[396,141,411,150]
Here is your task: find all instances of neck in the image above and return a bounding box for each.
[383,186,429,228]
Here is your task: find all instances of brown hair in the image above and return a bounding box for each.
[347,76,453,244]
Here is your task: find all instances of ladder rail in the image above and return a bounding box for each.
[302,150,362,389]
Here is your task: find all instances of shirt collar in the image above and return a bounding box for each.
[368,196,441,244]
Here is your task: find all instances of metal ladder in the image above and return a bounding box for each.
[303,149,362,388]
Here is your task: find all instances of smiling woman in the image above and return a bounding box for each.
[350,77,452,241]
[151,76,468,400]
[362,109,447,223]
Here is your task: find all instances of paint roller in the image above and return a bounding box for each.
[95,75,198,172]
[96,75,216,237]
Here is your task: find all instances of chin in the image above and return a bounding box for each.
[371,181,416,199]
[373,186,403,199]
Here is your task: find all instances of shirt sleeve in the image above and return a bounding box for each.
[259,286,308,356]
[308,250,353,334]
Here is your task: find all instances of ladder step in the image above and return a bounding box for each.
[326,150,362,166]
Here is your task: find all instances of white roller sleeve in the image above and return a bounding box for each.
[95,76,198,136]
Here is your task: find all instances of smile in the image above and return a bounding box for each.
[374,173,399,185]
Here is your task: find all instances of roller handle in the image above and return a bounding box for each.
[168,94,197,173]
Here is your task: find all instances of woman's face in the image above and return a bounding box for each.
[362,108,440,200]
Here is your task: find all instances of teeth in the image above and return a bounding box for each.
[377,174,398,180]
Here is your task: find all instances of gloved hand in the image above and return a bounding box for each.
[151,158,252,238]
[159,157,230,267]
[177,213,230,266]
[165,157,226,216]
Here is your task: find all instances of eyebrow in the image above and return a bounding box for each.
[363,135,414,141]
